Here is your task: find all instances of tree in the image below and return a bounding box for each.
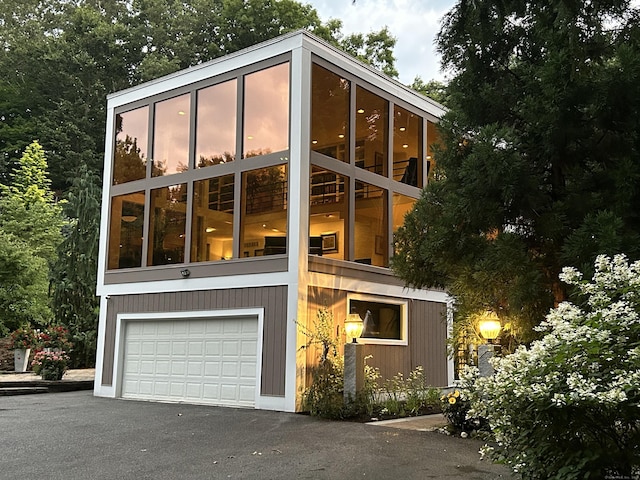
[51,166,101,368]
[409,77,449,106]
[392,0,640,347]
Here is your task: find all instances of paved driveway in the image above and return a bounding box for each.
[0,391,512,479]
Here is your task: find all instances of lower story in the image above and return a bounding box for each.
[93,282,452,412]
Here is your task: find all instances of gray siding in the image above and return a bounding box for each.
[101,286,288,396]
[306,286,448,388]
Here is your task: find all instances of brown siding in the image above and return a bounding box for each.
[305,287,448,388]
[101,285,288,396]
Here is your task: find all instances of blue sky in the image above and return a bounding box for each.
[308,0,456,84]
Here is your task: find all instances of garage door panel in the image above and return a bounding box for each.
[122,316,258,407]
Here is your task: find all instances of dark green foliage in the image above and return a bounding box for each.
[393,0,640,346]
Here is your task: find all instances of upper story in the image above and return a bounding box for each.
[97,31,445,295]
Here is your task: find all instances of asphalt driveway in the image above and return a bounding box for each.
[0,391,512,479]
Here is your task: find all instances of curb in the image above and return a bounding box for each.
[0,380,94,396]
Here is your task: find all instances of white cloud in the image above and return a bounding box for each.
[308,0,454,84]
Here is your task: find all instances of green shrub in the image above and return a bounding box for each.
[469,254,640,479]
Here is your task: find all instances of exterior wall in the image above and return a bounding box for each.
[100,285,288,396]
[306,286,448,389]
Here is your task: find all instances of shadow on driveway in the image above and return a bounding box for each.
[0,391,513,479]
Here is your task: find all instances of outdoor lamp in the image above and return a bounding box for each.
[344,312,364,343]
[478,312,501,343]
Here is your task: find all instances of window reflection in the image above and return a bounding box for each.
[351,299,402,340]
[309,166,347,259]
[148,184,188,266]
[243,63,289,158]
[108,191,145,269]
[427,120,441,181]
[191,175,234,262]
[393,105,422,187]
[355,86,388,177]
[196,80,237,167]
[355,182,388,267]
[113,107,148,185]
[152,94,190,177]
[392,193,416,255]
[240,165,288,257]
[311,64,350,162]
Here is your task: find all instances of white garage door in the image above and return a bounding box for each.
[121,316,259,408]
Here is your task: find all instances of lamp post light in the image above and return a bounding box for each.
[343,311,364,403]
[478,311,501,377]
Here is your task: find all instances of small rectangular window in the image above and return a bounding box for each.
[348,295,408,345]
[108,191,145,269]
[148,184,188,266]
[113,107,148,185]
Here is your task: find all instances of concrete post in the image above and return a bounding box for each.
[477,344,495,377]
[343,342,364,402]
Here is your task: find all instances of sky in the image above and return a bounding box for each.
[308,0,456,85]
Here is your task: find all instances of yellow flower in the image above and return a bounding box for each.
[453,390,460,398]
[448,397,456,405]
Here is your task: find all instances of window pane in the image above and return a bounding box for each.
[393,105,422,187]
[427,120,441,181]
[113,107,148,185]
[355,86,388,177]
[148,184,188,266]
[311,64,349,162]
[191,175,234,262]
[355,182,388,267]
[392,193,416,255]
[351,299,401,340]
[241,165,287,257]
[108,191,145,269]
[196,80,237,167]
[152,94,190,176]
[243,63,289,158]
[310,166,347,260]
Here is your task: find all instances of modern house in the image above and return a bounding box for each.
[94,30,451,412]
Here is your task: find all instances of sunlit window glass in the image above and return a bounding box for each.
[355,86,388,177]
[311,64,350,162]
[148,184,188,266]
[426,120,441,181]
[355,182,388,267]
[108,191,145,269]
[152,94,190,176]
[243,63,289,158]
[113,107,148,185]
[240,165,288,257]
[392,193,416,255]
[393,105,422,187]
[196,80,237,167]
[191,175,234,262]
[309,166,347,260]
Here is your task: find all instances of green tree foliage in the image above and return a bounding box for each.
[409,77,449,106]
[51,166,101,368]
[0,141,63,333]
[392,0,640,345]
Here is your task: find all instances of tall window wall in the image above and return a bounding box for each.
[107,60,290,270]
[309,60,439,268]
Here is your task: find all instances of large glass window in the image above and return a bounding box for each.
[355,182,388,267]
[191,175,234,262]
[311,64,350,162]
[148,184,188,266]
[393,105,422,187]
[152,94,190,176]
[349,296,407,343]
[355,86,388,177]
[309,166,348,260]
[392,192,416,255]
[113,107,148,185]
[427,120,441,180]
[108,191,145,269]
[240,165,288,257]
[196,80,237,167]
[243,63,289,158]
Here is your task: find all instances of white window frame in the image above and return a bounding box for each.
[347,293,408,346]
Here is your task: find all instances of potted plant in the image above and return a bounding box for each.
[37,325,72,352]
[31,350,70,381]
[9,325,37,372]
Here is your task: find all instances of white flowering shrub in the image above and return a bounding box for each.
[468,254,640,479]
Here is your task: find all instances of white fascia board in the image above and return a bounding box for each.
[96,107,115,295]
[300,34,447,119]
[106,33,305,110]
[308,271,450,304]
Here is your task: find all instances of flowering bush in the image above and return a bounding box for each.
[31,350,69,380]
[37,325,72,351]
[9,325,37,350]
[441,389,471,430]
[469,254,640,479]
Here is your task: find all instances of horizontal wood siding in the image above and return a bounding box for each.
[305,287,448,388]
[101,286,288,396]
